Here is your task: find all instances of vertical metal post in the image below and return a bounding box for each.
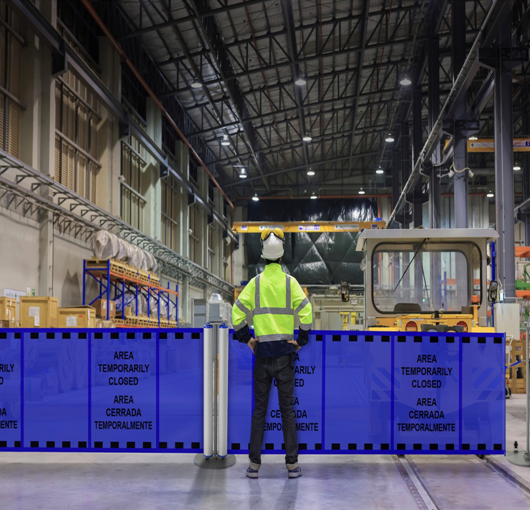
[524,154,530,245]
[412,88,423,304]
[202,323,214,458]
[453,0,468,227]
[82,260,86,305]
[218,323,229,457]
[401,122,411,302]
[392,148,401,229]
[212,324,218,457]
[494,17,516,303]
[428,26,441,229]
[412,86,423,228]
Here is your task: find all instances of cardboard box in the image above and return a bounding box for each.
[20,297,59,328]
[58,306,96,328]
[95,319,116,328]
[0,297,17,324]
[93,299,116,319]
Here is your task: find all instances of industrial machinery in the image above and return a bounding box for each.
[357,228,498,333]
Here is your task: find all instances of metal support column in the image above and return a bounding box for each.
[412,88,424,304]
[428,27,441,229]
[494,17,516,302]
[524,155,530,245]
[392,148,401,229]
[401,122,410,228]
[412,86,423,228]
[453,0,468,227]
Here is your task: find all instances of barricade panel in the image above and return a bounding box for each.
[393,333,460,453]
[0,331,21,448]
[91,330,156,450]
[227,333,253,453]
[461,334,505,453]
[158,330,203,452]
[24,331,89,449]
[324,332,392,453]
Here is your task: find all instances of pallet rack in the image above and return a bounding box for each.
[82,259,178,328]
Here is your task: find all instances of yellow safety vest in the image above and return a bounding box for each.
[232,263,312,342]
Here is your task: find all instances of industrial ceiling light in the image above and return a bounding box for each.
[252,194,259,201]
[302,133,312,142]
[191,76,202,89]
[239,167,247,178]
[310,193,317,199]
[400,74,412,86]
[514,164,522,171]
[295,75,307,86]
[376,166,384,175]
[221,134,230,146]
[469,136,478,141]
[358,189,366,195]
[487,191,494,198]
[307,168,315,176]
[385,133,395,143]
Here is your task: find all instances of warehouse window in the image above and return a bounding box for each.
[207,223,215,272]
[223,237,231,282]
[121,110,146,231]
[54,69,100,203]
[0,2,23,158]
[161,175,179,251]
[189,204,201,265]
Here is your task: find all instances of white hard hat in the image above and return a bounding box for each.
[261,228,284,260]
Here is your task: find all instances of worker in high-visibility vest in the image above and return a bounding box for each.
[232,227,313,479]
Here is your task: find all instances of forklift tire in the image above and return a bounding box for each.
[446,326,464,333]
[421,324,438,332]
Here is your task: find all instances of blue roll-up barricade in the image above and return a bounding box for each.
[0,329,505,454]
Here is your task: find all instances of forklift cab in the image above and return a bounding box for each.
[356,228,498,333]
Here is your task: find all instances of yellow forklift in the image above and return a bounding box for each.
[357,228,498,333]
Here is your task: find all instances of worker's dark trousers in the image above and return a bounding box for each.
[249,354,298,466]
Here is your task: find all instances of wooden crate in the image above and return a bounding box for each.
[0,297,17,323]
[20,297,59,328]
[58,306,96,328]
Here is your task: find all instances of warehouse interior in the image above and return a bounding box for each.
[1,0,530,508]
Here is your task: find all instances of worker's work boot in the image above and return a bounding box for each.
[287,463,302,478]
[246,461,260,478]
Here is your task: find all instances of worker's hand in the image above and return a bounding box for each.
[288,340,301,351]
[248,337,257,354]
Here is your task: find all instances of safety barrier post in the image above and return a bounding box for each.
[194,322,235,468]
[202,323,214,458]
[218,323,229,457]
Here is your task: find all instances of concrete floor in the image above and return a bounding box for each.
[1,397,530,510]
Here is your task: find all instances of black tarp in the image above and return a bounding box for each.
[247,199,377,284]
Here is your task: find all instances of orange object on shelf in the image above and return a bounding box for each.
[515,246,530,258]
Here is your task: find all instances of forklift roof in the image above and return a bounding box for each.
[356,228,499,251]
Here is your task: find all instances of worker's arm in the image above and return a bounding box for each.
[291,278,313,346]
[232,279,255,344]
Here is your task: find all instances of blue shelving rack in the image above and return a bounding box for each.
[82,259,178,327]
